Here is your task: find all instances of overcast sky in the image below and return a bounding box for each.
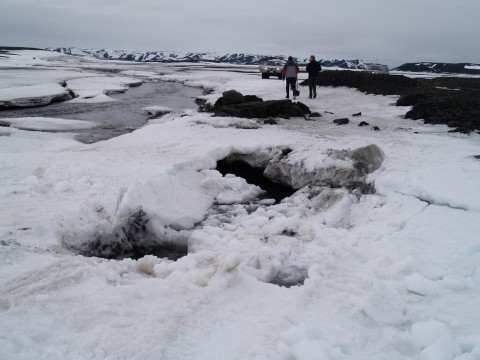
[1,0,479,67]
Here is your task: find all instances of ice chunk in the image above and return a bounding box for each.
[66,75,142,102]
[264,144,384,191]
[143,106,174,116]
[1,117,99,131]
[0,83,70,107]
[116,171,214,230]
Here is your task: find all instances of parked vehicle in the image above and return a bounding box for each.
[259,59,284,79]
[366,64,389,74]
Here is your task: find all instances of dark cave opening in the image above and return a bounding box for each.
[216,159,295,203]
[119,242,188,261]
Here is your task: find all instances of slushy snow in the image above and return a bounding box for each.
[1,49,480,360]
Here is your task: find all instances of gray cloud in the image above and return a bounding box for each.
[1,0,479,67]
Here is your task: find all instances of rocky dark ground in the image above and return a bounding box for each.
[199,89,311,119]
[302,71,480,133]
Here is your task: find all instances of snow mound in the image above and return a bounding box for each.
[263,144,384,191]
[61,169,264,259]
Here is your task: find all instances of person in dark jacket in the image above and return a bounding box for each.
[305,55,322,99]
[283,56,300,99]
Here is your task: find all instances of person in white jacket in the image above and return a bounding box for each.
[283,56,300,99]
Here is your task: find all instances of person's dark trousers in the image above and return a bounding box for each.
[308,76,317,98]
[286,77,297,97]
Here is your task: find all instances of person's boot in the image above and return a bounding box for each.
[286,94,289,98]
[308,93,312,99]
[313,93,317,98]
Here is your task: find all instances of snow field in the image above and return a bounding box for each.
[1,51,480,359]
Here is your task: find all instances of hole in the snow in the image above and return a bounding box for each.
[117,243,188,261]
[216,159,295,203]
[270,266,308,287]
[72,208,189,261]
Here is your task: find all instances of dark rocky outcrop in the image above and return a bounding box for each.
[214,89,246,107]
[396,93,427,106]
[424,77,480,91]
[404,91,480,132]
[302,70,480,133]
[400,84,480,133]
[264,119,278,125]
[305,70,423,96]
[333,118,349,125]
[211,90,311,119]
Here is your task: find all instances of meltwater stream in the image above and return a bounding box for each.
[0,80,203,143]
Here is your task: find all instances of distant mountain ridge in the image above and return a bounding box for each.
[47,47,370,69]
[393,62,480,75]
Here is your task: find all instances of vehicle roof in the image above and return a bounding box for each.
[266,60,284,65]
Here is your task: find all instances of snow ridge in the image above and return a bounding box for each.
[47,47,370,69]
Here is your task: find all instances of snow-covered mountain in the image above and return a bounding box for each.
[393,62,480,75]
[47,47,370,69]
